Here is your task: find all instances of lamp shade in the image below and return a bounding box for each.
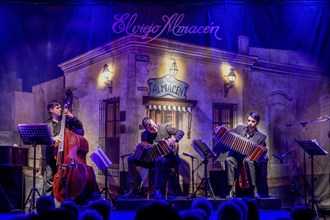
[169,59,178,76]
[102,64,113,84]
[227,68,236,84]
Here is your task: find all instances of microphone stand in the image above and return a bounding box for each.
[182,152,197,198]
[287,121,309,206]
[300,124,308,206]
[286,116,329,218]
[273,149,303,207]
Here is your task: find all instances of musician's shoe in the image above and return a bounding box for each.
[154,189,163,199]
[253,187,261,199]
[123,188,142,198]
[227,186,236,199]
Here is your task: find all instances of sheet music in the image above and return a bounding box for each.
[191,138,217,159]
[296,139,328,156]
[311,139,328,155]
[90,145,112,170]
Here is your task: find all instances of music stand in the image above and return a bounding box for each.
[191,138,217,199]
[286,116,329,207]
[17,123,52,212]
[90,146,115,208]
[296,139,328,220]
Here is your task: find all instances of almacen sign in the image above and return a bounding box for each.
[147,74,189,99]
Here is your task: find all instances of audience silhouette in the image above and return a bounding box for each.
[191,198,213,220]
[87,199,112,220]
[216,200,242,220]
[290,205,313,220]
[6,194,302,220]
[230,198,248,220]
[242,197,260,220]
[80,209,103,220]
[60,199,79,220]
[35,195,55,216]
[180,208,207,220]
[134,200,181,220]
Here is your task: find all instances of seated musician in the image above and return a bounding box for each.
[125,117,184,199]
[42,100,84,198]
[215,112,268,199]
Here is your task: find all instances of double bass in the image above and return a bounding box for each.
[53,90,99,203]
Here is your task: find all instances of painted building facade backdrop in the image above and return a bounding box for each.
[0,1,329,210]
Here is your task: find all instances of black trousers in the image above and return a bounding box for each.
[127,154,179,190]
[42,145,57,196]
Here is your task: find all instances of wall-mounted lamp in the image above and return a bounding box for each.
[169,58,178,76]
[224,68,236,97]
[101,64,113,94]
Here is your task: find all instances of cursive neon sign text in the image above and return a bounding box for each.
[112,13,222,43]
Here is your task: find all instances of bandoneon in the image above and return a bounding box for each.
[214,125,267,161]
[134,139,172,164]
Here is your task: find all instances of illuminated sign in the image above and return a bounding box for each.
[112,13,222,43]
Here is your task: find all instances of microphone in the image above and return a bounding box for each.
[281,148,295,159]
[182,152,197,159]
[318,115,330,120]
[272,153,283,164]
[273,148,295,164]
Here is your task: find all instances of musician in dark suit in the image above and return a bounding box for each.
[42,100,84,197]
[125,117,184,199]
[219,112,268,199]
